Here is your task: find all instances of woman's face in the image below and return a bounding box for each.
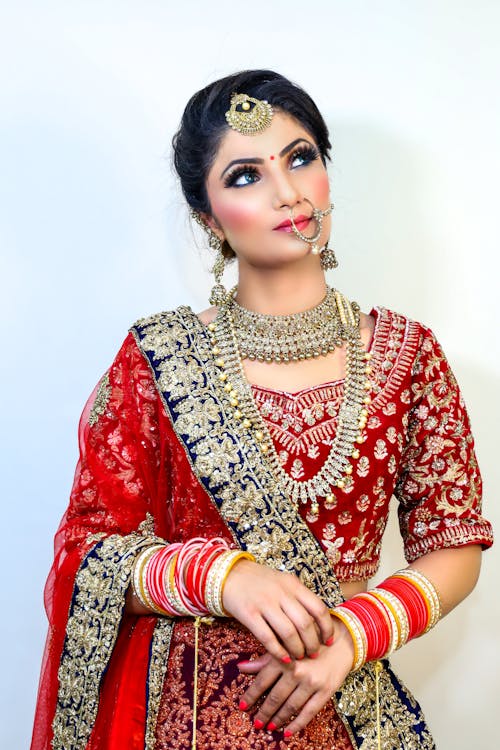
[204,111,331,269]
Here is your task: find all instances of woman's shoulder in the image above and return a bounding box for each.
[369,305,438,342]
[366,306,445,387]
[128,304,207,333]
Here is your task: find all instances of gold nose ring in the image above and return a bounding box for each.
[288,199,334,254]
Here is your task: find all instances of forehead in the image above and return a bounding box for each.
[211,111,314,167]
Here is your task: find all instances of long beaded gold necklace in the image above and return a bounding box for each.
[208,288,372,522]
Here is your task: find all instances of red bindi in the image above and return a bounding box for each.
[269,155,275,160]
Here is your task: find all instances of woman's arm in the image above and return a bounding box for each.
[125,553,335,661]
[409,544,481,615]
[237,544,483,737]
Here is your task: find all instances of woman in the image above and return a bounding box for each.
[31,70,493,750]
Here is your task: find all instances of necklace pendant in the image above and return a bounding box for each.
[306,504,319,523]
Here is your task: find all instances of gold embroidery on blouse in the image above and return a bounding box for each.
[88,371,112,427]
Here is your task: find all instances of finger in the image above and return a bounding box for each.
[281,689,330,738]
[237,653,271,673]
[296,589,335,645]
[252,672,298,728]
[263,608,305,660]
[280,600,322,658]
[239,662,283,711]
[245,613,293,664]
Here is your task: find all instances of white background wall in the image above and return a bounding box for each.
[1,1,499,747]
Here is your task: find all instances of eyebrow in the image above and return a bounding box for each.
[219,137,313,179]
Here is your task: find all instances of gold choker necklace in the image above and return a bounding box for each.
[209,289,372,520]
[229,287,342,364]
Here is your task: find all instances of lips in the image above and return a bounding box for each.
[274,214,311,232]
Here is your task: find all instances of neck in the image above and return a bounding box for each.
[234,260,329,315]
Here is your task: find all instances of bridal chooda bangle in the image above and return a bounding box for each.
[330,568,442,671]
[131,537,256,618]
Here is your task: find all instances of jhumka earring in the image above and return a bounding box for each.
[190,210,229,307]
[319,241,339,270]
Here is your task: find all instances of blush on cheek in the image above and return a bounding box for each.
[210,199,259,232]
[311,172,330,203]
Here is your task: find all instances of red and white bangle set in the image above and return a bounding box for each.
[331,568,443,671]
[132,537,255,617]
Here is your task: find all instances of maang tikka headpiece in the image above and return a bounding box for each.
[225,93,274,135]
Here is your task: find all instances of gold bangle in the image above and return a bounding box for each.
[220,551,255,594]
[331,607,367,671]
[165,553,193,616]
[371,588,409,651]
[204,550,252,616]
[132,544,170,615]
[393,568,442,631]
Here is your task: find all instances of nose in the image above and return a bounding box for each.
[271,169,303,210]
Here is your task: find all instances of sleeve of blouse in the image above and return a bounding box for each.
[394,324,494,562]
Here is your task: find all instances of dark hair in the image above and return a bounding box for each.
[172,69,331,259]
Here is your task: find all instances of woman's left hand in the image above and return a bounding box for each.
[237,618,354,737]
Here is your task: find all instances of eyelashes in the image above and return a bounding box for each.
[223,144,320,188]
[224,165,260,188]
[289,144,320,168]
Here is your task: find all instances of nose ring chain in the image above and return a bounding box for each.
[289,199,334,254]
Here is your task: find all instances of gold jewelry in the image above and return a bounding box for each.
[230,286,343,363]
[132,544,170,615]
[210,289,372,521]
[320,241,339,271]
[209,246,229,307]
[330,606,367,671]
[393,568,442,631]
[289,200,334,254]
[203,549,254,616]
[371,588,409,652]
[225,92,274,135]
[190,209,229,306]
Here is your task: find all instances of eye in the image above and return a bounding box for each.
[290,145,320,169]
[224,166,260,188]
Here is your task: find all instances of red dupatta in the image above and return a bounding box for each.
[31,331,234,750]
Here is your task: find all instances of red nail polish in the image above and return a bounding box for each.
[326,636,335,646]
[237,660,252,668]
[239,700,248,711]
[267,722,278,731]
[254,718,264,729]
[310,651,320,659]
[284,729,293,738]
[296,654,304,660]
[281,655,292,664]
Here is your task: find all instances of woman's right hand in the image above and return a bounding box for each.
[222,558,334,662]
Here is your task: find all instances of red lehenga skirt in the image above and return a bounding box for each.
[86,617,354,750]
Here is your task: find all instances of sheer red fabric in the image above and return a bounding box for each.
[31,333,233,750]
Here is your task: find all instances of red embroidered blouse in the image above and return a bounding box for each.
[252,306,492,581]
